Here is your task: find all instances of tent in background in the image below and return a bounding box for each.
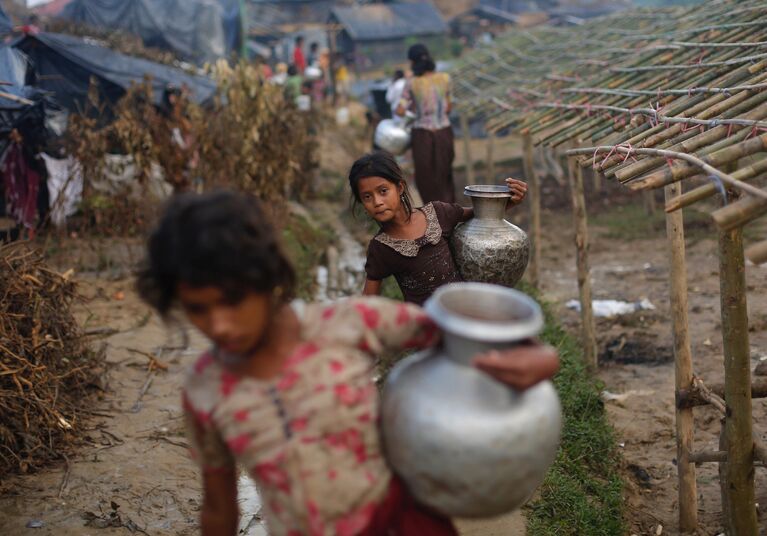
[14,32,217,112]
[58,0,239,65]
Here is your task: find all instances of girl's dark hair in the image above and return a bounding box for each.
[407,43,435,77]
[348,151,413,218]
[136,191,296,315]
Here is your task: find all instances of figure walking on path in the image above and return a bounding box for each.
[396,44,455,204]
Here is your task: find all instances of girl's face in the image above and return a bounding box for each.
[177,283,272,356]
[357,176,405,224]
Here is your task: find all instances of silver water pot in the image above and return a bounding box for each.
[374,118,411,155]
[381,283,562,517]
[451,185,530,288]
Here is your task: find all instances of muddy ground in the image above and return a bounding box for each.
[1,127,765,535]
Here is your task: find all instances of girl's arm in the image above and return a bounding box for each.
[474,341,559,390]
[363,278,382,296]
[201,469,239,536]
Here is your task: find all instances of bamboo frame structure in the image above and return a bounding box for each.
[523,133,541,288]
[567,143,597,370]
[451,1,767,532]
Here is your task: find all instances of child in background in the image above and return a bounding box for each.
[349,151,527,305]
[137,191,557,536]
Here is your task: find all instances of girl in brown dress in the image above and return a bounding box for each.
[349,152,527,305]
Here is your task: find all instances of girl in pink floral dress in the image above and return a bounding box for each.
[137,191,559,536]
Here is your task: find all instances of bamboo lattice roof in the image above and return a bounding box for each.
[451,0,767,263]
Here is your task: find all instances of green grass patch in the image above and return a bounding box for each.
[282,211,335,300]
[519,283,626,536]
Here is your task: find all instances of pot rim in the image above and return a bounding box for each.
[424,282,543,342]
[463,185,512,198]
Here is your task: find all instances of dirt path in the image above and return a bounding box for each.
[535,206,767,535]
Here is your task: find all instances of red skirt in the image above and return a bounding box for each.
[360,477,458,536]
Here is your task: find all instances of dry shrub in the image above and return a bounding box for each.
[0,242,103,478]
[66,61,318,235]
[199,60,318,201]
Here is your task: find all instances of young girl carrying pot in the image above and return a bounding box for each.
[349,151,527,305]
[137,190,556,535]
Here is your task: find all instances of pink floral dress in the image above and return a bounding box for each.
[182,297,439,536]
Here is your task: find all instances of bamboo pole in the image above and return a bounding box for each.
[677,377,767,408]
[745,240,767,265]
[522,133,541,288]
[664,182,698,532]
[460,113,475,185]
[718,207,758,535]
[665,184,698,531]
[567,142,767,200]
[567,142,597,369]
[665,161,767,213]
[689,450,727,464]
[712,195,767,230]
[486,130,495,182]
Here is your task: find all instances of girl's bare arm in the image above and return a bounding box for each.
[363,278,382,296]
[474,341,559,390]
[201,469,239,536]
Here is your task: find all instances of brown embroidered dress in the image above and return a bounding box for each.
[365,201,464,305]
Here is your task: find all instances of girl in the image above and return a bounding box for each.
[350,151,527,306]
[395,44,454,204]
[137,190,557,536]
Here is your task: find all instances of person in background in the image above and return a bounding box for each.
[386,70,407,120]
[271,63,288,86]
[307,42,320,68]
[396,44,455,204]
[284,65,302,101]
[335,59,350,104]
[293,36,306,74]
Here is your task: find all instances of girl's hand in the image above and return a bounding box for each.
[505,178,527,205]
[473,340,559,390]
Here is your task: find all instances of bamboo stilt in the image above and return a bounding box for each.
[460,113,475,185]
[523,133,541,288]
[664,182,698,532]
[486,130,495,182]
[718,212,758,535]
[567,142,597,369]
[643,189,657,215]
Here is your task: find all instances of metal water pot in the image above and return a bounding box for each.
[374,119,411,155]
[451,185,530,288]
[381,283,562,517]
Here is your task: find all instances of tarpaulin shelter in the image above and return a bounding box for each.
[14,32,217,113]
[0,45,60,237]
[58,0,239,65]
[0,5,12,36]
[330,2,448,69]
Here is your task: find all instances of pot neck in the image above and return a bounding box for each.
[470,195,508,220]
[442,332,514,366]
